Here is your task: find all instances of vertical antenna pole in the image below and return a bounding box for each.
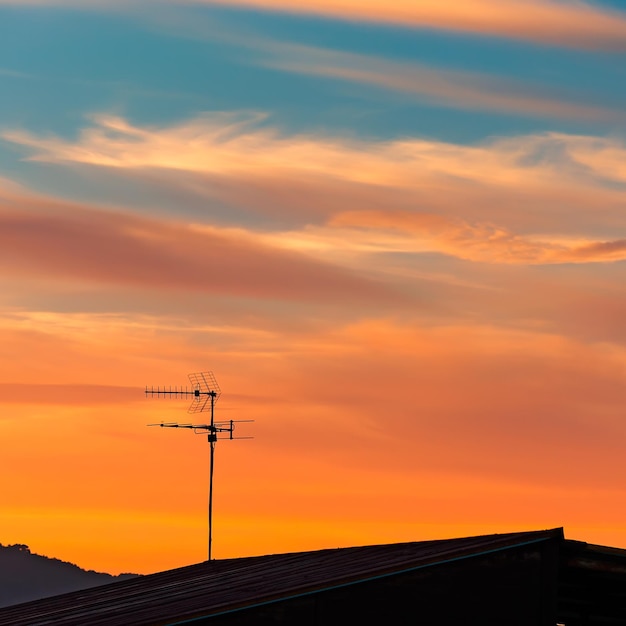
[146,373,251,563]
[208,390,216,561]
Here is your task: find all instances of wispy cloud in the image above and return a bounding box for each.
[0,67,32,78]
[166,0,626,50]
[2,0,626,51]
[6,113,626,185]
[319,210,626,265]
[256,42,620,122]
[0,383,140,405]
[0,183,399,304]
[4,113,626,241]
[75,6,622,122]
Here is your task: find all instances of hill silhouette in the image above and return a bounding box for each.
[0,543,139,608]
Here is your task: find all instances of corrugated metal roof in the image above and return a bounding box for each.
[0,528,563,626]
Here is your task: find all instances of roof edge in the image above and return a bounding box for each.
[171,528,564,625]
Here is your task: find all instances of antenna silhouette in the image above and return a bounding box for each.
[146,371,252,561]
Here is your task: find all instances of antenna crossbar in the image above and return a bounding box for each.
[148,420,254,440]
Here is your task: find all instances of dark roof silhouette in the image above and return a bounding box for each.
[1,528,625,625]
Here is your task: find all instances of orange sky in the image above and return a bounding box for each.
[1,1,626,576]
[2,305,626,573]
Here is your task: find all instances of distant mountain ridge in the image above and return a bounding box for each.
[0,543,139,608]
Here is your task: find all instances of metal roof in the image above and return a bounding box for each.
[0,528,563,626]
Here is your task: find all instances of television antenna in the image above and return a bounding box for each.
[145,371,252,561]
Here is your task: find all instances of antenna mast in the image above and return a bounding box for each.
[146,372,252,561]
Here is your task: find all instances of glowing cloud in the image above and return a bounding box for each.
[2,0,626,50]
[0,187,398,304]
[4,115,626,267]
[319,210,626,265]
[6,115,626,189]
[184,0,626,50]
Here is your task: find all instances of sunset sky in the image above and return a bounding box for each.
[1,0,626,575]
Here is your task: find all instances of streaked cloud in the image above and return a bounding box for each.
[268,211,626,265]
[0,68,32,78]
[256,43,620,121]
[3,0,625,51]
[190,0,626,50]
[0,383,140,405]
[4,114,626,267]
[0,187,398,305]
[7,114,626,189]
